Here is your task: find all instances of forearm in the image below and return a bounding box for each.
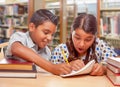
[11,42,54,73]
[102,65,107,75]
[11,42,72,75]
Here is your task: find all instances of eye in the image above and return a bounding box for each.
[85,38,93,42]
[74,35,80,40]
[43,30,49,35]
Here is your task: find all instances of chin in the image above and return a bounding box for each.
[41,46,46,49]
[77,50,85,54]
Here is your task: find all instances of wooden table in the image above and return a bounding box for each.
[0,72,118,87]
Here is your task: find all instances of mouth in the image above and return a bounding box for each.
[77,48,85,53]
[43,42,48,46]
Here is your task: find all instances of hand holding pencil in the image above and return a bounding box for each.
[60,47,85,71]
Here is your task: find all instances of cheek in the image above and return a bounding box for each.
[85,40,94,48]
[72,38,78,48]
[33,32,43,43]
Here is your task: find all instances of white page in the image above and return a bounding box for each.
[61,60,95,77]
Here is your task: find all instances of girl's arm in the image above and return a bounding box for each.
[90,63,106,76]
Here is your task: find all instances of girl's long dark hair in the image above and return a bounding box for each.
[66,13,98,64]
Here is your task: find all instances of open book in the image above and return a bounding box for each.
[60,60,95,77]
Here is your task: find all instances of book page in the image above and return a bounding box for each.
[109,57,120,62]
[107,57,120,68]
[60,60,95,77]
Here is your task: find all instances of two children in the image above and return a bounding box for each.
[5,9,118,76]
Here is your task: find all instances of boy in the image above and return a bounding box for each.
[5,9,72,75]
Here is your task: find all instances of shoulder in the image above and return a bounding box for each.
[95,38,109,47]
[10,32,28,40]
[52,43,69,54]
[51,43,69,64]
[96,38,105,43]
[9,32,30,46]
[11,32,27,37]
[54,43,68,51]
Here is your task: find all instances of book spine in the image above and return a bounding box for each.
[107,63,120,73]
[107,58,120,68]
[106,68,120,86]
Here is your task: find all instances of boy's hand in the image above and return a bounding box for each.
[90,63,106,76]
[51,63,72,75]
[70,59,85,71]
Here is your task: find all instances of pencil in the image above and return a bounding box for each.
[60,48,69,64]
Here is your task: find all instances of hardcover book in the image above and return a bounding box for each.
[0,58,33,70]
[107,63,120,73]
[107,68,120,86]
[107,57,120,68]
[0,58,37,78]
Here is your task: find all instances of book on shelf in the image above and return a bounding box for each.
[0,58,37,78]
[101,14,120,36]
[107,57,120,68]
[60,60,95,77]
[106,68,120,86]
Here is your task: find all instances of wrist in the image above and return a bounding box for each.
[102,65,107,75]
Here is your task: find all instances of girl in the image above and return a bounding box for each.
[50,13,118,76]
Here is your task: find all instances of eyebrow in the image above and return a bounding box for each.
[75,33,94,38]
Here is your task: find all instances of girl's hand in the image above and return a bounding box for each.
[90,63,106,76]
[70,59,85,71]
[51,63,72,75]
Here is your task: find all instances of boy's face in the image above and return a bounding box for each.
[29,21,56,49]
[72,29,95,55]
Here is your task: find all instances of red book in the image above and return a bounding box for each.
[107,63,120,73]
[107,57,120,68]
[0,58,33,71]
[106,68,120,86]
[0,58,37,78]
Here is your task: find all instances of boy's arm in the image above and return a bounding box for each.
[11,42,72,75]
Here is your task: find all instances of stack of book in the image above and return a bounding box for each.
[106,57,120,86]
[0,58,37,78]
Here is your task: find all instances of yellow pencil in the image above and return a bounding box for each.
[60,48,69,64]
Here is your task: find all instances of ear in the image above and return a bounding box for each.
[29,23,36,32]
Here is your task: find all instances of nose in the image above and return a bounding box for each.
[47,34,53,41]
[79,40,85,47]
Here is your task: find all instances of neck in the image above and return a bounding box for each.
[79,52,87,58]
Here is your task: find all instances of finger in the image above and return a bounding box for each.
[72,60,85,71]
[76,60,85,67]
[61,64,72,74]
[95,65,104,76]
[90,64,103,76]
[72,64,81,71]
[90,64,99,75]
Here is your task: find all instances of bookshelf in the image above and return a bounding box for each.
[43,0,77,50]
[98,0,120,48]
[0,1,29,43]
[66,4,76,40]
[44,1,62,50]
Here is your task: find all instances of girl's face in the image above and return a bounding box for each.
[29,21,56,49]
[72,29,95,55]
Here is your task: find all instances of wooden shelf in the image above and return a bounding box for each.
[101,8,120,11]
[98,0,120,48]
